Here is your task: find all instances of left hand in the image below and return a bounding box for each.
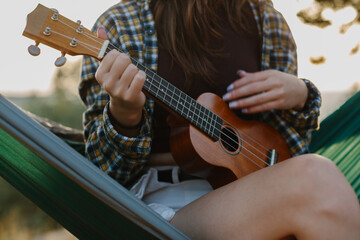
[222,69,308,114]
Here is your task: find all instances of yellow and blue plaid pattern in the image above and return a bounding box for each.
[79,0,321,187]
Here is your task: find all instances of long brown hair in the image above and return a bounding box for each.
[150,0,248,88]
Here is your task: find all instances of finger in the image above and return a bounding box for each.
[229,70,273,90]
[228,90,279,110]
[97,26,109,40]
[110,53,132,82]
[226,70,250,91]
[242,99,283,114]
[127,70,147,106]
[128,70,146,93]
[223,79,273,102]
[104,69,145,108]
[113,69,145,107]
[95,50,120,83]
[117,63,139,93]
[237,69,247,77]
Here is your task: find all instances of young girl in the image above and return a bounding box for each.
[79,0,360,239]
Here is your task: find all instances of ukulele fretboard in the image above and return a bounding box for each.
[105,45,223,141]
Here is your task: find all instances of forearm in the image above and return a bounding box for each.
[81,84,154,185]
[281,78,321,131]
[108,99,143,137]
[84,104,153,186]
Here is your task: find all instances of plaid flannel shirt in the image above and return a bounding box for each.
[79,0,322,187]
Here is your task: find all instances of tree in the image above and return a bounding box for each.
[297,0,360,36]
[297,0,360,63]
[297,0,359,28]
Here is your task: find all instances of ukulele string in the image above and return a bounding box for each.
[56,17,105,45]
[54,19,272,168]
[49,29,101,56]
[107,46,272,168]
[104,41,272,161]
[105,43,271,168]
[105,44,272,168]
[53,18,103,53]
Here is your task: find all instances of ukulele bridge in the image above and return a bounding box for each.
[267,149,278,166]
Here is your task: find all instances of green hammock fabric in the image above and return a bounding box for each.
[0,128,153,240]
[0,91,359,239]
[0,95,188,240]
[310,91,360,200]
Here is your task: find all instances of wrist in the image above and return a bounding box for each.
[108,109,144,130]
[109,102,143,129]
[294,79,308,110]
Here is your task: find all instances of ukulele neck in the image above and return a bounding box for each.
[105,43,222,142]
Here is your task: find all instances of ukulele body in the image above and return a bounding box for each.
[169,92,291,188]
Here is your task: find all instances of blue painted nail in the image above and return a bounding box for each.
[237,70,246,75]
[229,102,237,108]
[226,84,234,91]
[222,93,230,101]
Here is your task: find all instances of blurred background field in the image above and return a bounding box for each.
[1,0,359,239]
[0,60,83,240]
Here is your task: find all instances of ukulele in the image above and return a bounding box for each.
[23,4,291,188]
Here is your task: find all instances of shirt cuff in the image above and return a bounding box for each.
[102,102,152,154]
[282,79,322,127]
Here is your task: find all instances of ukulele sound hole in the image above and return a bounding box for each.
[220,126,241,155]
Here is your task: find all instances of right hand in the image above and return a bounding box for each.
[95,27,146,128]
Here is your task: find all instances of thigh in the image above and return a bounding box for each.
[170,155,322,240]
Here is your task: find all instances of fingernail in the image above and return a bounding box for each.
[242,108,248,113]
[229,102,237,109]
[226,84,234,91]
[222,93,230,101]
[98,25,105,31]
[237,70,247,75]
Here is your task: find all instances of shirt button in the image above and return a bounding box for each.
[146,28,155,35]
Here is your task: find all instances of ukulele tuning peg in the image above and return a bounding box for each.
[55,53,67,67]
[28,42,40,56]
[51,8,59,21]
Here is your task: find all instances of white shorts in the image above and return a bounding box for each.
[130,166,213,221]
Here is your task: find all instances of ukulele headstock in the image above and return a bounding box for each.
[23,4,107,66]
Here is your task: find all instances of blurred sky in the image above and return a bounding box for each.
[1,0,359,96]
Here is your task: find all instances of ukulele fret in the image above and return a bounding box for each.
[167,82,175,108]
[208,111,217,137]
[130,55,221,141]
[184,95,190,118]
[173,88,181,114]
[203,108,213,136]
[192,101,200,125]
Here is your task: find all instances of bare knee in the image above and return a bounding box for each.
[284,154,360,234]
[286,154,352,203]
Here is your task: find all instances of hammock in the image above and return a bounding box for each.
[0,92,359,239]
[310,91,360,200]
[0,94,188,240]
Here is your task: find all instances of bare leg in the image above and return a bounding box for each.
[171,154,360,240]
